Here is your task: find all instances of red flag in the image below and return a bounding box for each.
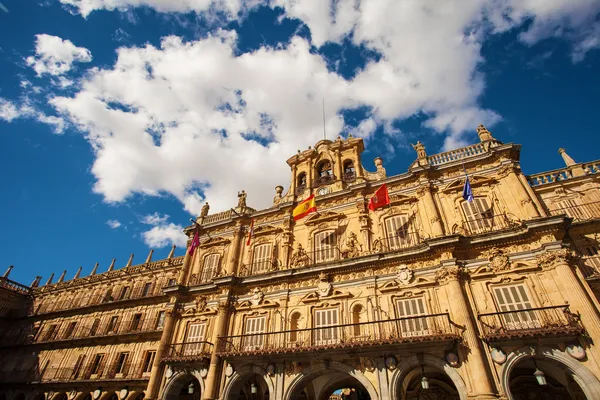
[188,229,200,255]
[246,219,254,246]
[368,184,390,211]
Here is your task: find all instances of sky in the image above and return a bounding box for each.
[1,0,599,286]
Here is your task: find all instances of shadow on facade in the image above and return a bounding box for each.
[509,358,586,400]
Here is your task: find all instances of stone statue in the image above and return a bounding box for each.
[342,232,361,259]
[412,141,427,159]
[476,124,494,141]
[291,243,310,268]
[200,202,210,218]
[237,190,247,211]
[372,239,383,253]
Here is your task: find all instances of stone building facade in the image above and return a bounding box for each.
[2,125,600,400]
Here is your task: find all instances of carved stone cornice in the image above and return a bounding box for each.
[536,249,579,271]
[481,247,511,272]
[435,265,468,285]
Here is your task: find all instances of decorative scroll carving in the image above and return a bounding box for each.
[291,244,310,268]
[435,266,467,285]
[341,232,361,259]
[482,248,511,272]
[536,249,578,271]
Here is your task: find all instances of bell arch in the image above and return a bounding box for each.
[389,354,467,400]
[501,345,600,400]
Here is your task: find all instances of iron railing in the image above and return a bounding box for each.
[1,362,149,384]
[378,232,421,252]
[342,171,356,182]
[462,214,513,236]
[32,283,167,315]
[313,174,336,187]
[163,341,214,362]
[238,260,279,277]
[478,305,584,341]
[582,255,600,278]
[549,200,600,222]
[217,313,459,356]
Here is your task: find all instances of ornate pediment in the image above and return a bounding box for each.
[200,236,230,248]
[301,288,351,303]
[389,193,418,206]
[305,211,346,225]
[441,175,497,193]
[253,224,282,237]
[234,299,279,310]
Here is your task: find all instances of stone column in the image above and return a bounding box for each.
[226,222,245,275]
[419,184,444,237]
[436,263,497,399]
[291,164,297,194]
[145,308,179,400]
[335,149,343,180]
[177,238,194,284]
[203,301,230,400]
[500,166,540,219]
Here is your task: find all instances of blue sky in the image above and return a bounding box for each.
[1,0,599,286]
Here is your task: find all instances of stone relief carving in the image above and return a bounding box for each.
[341,232,361,259]
[317,272,333,297]
[482,248,511,272]
[435,265,466,285]
[250,288,264,306]
[536,249,577,271]
[396,264,414,285]
[290,244,310,268]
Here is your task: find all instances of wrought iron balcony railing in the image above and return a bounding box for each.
[313,174,336,188]
[377,232,421,252]
[582,255,600,278]
[163,341,214,362]
[217,313,459,357]
[32,283,167,315]
[342,171,356,182]
[462,214,514,236]
[0,362,149,384]
[238,260,279,277]
[478,305,585,341]
[548,200,600,223]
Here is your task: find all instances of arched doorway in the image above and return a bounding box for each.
[164,374,202,400]
[400,365,459,399]
[52,394,68,400]
[509,357,586,400]
[313,374,371,400]
[232,373,270,400]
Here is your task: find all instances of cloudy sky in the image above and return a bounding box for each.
[1,0,599,285]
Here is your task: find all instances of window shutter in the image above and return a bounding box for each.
[253,244,272,274]
[385,215,412,249]
[493,284,538,329]
[314,309,339,344]
[185,323,207,355]
[315,231,336,263]
[243,317,266,350]
[396,298,428,336]
[201,254,220,282]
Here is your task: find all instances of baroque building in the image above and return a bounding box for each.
[2,125,600,400]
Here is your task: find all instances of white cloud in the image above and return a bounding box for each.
[141,212,170,225]
[106,219,122,228]
[0,98,20,122]
[142,222,187,248]
[26,34,92,76]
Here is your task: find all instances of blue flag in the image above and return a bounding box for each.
[462,176,474,202]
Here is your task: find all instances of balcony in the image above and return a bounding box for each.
[239,260,279,277]
[342,171,356,183]
[377,232,421,252]
[163,341,214,363]
[582,255,600,279]
[313,174,336,188]
[0,363,148,384]
[217,313,459,357]
[427,142,488,166]
[478,305,585,342]
[462,214,515,236]
[548,200,600,223]
[32,283,167,316]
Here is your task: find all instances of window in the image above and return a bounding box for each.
[107,316,119,333]
[142,351,156,373]
[104,288,113,302]
[115,352,129,375]
[462,197,494,234]
[167,278,176,286]
[42,324,58,341]
[289,312,301,343]
[63,321,77,339]
[297,172,307,187]
[72,354,85,378]
[314,309,339,345]
[493,284,539,330]
[317,160,333,177]
[352,305,363,337]
[184,323,207,355]
[90,353,105,375]
[396,298,429,336]
[314,231,336,263]
[243,317,266,350]
[142,282,152,297]
[343,160,355,174]
[89,318,100,336]
[252,244,272,274]
[130,313,143,331]
[118,286,131,300]
[155,311,165,330]
[201,254,220,283]
[384,215,415,250]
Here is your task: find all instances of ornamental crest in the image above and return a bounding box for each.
[317,272,333,297]
[483,248,510,272]
[250,288,264,306]
[396,264,414,285]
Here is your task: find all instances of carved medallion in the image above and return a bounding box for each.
[119,389,128,400]
[385,356,397,370]
[225,364,234,377]
[165,366,173,378]
[566,344,586,360]
[396,265,414,285]
[93,390,102,400]
[200,368,209,378]
[250,288,264,306]
[484,248,510,272]
[445,352,459,367]
[266,364,276,376]
[491,348,507,365]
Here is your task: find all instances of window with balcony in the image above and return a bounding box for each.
[103,288,113,302]
[396,297,429,336]
[493,284,539,330]
[243,317,266,350]
[155,311,165,330]
[142,282,152,297]
[107,316,119,333]
[72,354,85,379]
[352,304,364,337]
[384,215,415,250]
[201,254,220,283]
[63,321,77,339]
[42,324,58,341]
[167,278,176,286]
[289,312,301,343]
[130,313,143,331]
[252,243,272,274]
[90,354,105,375]
[142,351,156,373]
[115,352,129,375]
[184,323,207,355]
[118,286,131,301]
[461,197,496,234]
[314,308,339,345]
[314,230,336,263]
[89,318,100,336]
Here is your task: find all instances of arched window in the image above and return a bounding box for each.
[352,304,363,337]
[201,254,220,283]
[289,312,301,343]
[461,197,494,234]
[297,172,307,188]
[317,160,333,178]
[343,160,355,174]
[384,215,415,250]
[314,230,337,263]
[252,243,272,274]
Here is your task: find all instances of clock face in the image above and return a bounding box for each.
[317,187,330,196]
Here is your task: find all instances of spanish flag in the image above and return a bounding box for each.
[293,194,317,221]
